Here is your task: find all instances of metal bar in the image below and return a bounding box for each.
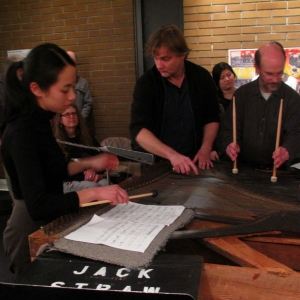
[170,211,300,239]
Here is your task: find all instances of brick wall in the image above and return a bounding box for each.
[0,0,136,179]
[184,0,300,72]
[0,0,135,142]
[0,0,299,179]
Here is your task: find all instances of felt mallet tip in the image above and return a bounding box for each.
[271,176,277,182]
[151,190,158,197]
[232,168,238,174]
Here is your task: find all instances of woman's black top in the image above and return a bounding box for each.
[1,107,79,221]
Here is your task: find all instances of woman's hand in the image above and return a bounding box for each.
[84,169,101,182]
[68,153,119,176]
[77,185,129,206]
[88,153,119,172]
[96,185,129,205]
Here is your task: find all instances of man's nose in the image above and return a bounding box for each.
[156,60,163,69]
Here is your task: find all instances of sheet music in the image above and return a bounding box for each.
[65,202,185,253]
[101,201,184,226]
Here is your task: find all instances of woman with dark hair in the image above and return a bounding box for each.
[212,62,237,112]
[0,43,128,275]
[52,103,108,192]
[210,62,237,161]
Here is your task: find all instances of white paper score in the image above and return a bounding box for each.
[65,202,185,253]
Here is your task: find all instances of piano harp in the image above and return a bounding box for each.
[28,161,300,299]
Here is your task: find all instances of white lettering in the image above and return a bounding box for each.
[74,266,89,275]
[75,283,89,289]
[138,269,153,279]
[96,284,111,290]
[143,286,161,293]
[116,268,131,278]
[123,286,132,291]
[93,267,107,276]
[51,282,65,287]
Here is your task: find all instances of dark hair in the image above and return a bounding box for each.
[145,24,191,58]
[1,43,75,128]
[4,55,23,73]
[52,103,93,157]
[254,41,286,68]
[212,62,237,90]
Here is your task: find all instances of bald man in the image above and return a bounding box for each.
[66,51,93,123]
[222,42,300,169]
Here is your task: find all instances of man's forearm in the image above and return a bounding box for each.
[201,122,219,150]
[136,128,177,160]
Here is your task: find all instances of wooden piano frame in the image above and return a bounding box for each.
[28,162,300,299]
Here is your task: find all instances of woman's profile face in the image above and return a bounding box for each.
[60,106,78,128]
[35,65,76,114]
[219,69,236,92]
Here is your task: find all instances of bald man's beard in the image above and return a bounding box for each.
[260,78,282,93]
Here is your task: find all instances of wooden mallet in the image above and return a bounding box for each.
[81,190,158,207]
[271,99,283,183]
[232,96,238,174]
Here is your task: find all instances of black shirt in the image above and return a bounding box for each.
[160,78,195,158]
[222,80,300,165]
[1,107,79,221]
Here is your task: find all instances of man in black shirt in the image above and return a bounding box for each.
[222,42,300,169]
[130,24,219,174]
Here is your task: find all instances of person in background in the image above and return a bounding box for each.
[66,50,95,135]
[212,62,237,113]
[222,41,300,169]
[52,103,108,193]
[130,24,220,174]
[0,56,24,204]
[0,43,128,276]
[210,62,237,161]
[0,56,23,120]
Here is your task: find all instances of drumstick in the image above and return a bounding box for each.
[232,96,238,174]
[80,190,158,207]
[271,99,283,183]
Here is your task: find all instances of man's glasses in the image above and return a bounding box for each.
[61,112,77,118]
[262,71,284,79]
